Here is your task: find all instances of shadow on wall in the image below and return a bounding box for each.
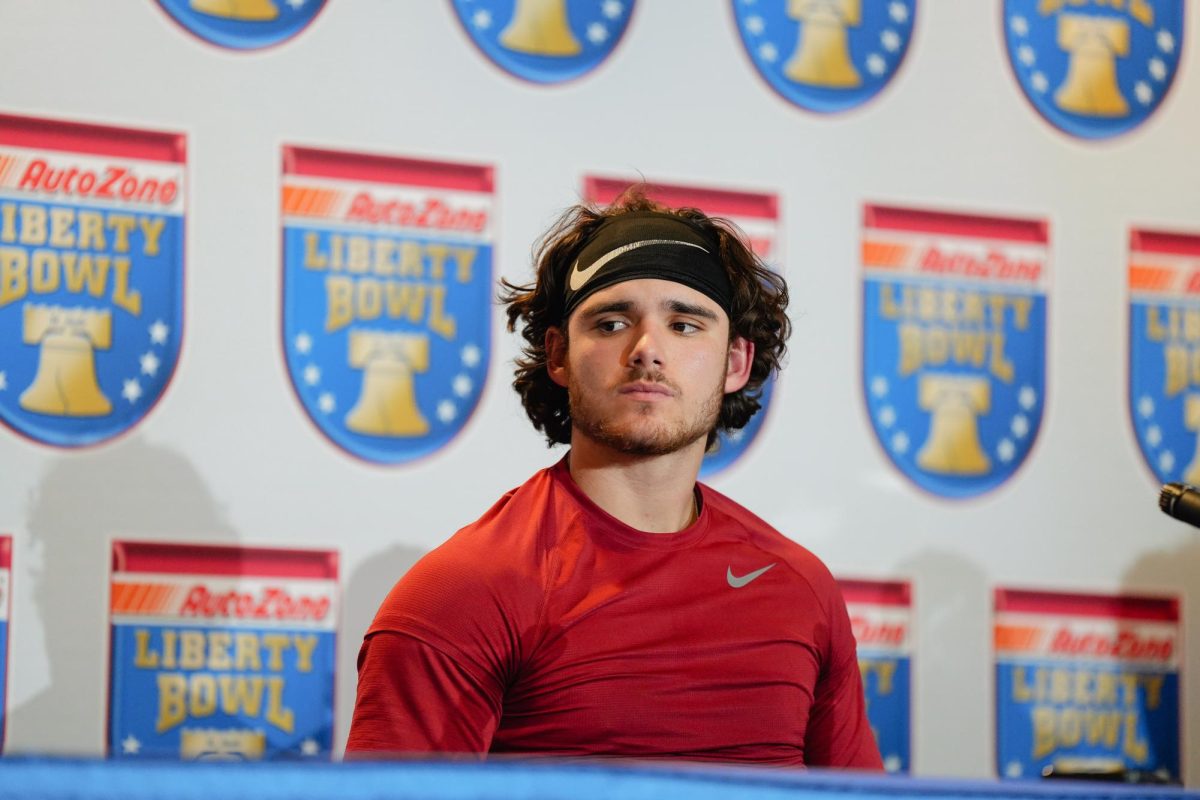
[7,438,237,756]
[1121,527,1200,786]
[335,542,426,757]
[893,549,991,780]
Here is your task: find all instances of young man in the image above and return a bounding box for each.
[346,192,882,768]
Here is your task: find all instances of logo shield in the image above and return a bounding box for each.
[1002,0,1184,139]
[155,0,326,50]
[862,204,1048,498]
[732,0,916,113]
[1128,228,1200,484]
[0,114,185,448]
[452,0,635,83]
[281,147,493,465]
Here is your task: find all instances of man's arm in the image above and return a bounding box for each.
[346,630,503,757]
[805,593,885,769]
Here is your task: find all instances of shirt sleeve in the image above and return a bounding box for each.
[345,630,502,757]
[804,588,885,770]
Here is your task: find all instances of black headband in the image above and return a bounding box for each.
[561,211,733,320]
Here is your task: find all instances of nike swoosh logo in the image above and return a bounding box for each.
[568,239,708,291]
[727,563,776,588]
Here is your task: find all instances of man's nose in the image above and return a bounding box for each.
[626,323,664,368]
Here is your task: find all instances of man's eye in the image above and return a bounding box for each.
[597,320,627,333]
[672,321,700,334]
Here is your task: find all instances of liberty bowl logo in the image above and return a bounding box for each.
[732,0,916,113]
[452,0,635,83]
[156,0,326,50]
[1003,0,1183,139]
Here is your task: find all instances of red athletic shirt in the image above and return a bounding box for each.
[347,458,882,768]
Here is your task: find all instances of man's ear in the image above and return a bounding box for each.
[546,327,569,388]
[724,336,754,394]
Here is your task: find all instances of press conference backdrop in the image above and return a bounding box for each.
[0,0,1197,785]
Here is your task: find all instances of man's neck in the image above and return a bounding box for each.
[566,432,707,533]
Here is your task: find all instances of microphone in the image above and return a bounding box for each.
[1158,483,1200,528]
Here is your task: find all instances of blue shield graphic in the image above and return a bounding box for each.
[701,377,775,478]
[0,116,185,448]
[281,148,492,465]
[732,0,916,113]
[451,0,635,83]
[156,0,326,50]
[862,205,1048,499]
[1003,0,1183,139]
[994,589,1181,782]
[1128,229,1200,484]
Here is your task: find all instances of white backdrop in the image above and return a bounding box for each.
[0,0,1197,784]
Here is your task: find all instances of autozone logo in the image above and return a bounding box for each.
[180,584,331,622]
[344,191,488,233]
[17,158,180,206]
[1049,627,1175,662]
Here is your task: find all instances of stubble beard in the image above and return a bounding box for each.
[568,368,725,457]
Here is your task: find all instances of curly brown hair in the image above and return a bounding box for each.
[500,188,791,449]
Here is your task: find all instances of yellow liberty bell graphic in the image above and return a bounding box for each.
[189,0,279,21]
[1054,12,1131,117]
[1179,394,1200,484]
[345,329,431,437]
[19,303,113,417]
[915,373,992,476]
[180,728,266,761]
[500,0,582,56]
[784,0,862,88]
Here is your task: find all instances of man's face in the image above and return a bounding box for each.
[547,278,753,457]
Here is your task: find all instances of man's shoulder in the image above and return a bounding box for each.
[700,483,838,589]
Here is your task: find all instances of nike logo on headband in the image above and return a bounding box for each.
[568,239,708,291]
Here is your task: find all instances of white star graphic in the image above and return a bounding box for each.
[461,344,481,368]
[601,0,624,20]
[1017,44,1035,67]
[870,376,889,398]
[1009,15,1028,37]
[1149,57,1167,81]
[149,320,169,345]
[140,351,160,377]
[295,332,313,355]
[883,754,902,772]
[437,400,457,423]
[300,738,320,756]
[888,1,909,25]
[997,438,1015,463]
[1010,414,1029,438]
[285,0,305,9]
[758,42,778,63]
[1005,761,1024,778]
[1138,395,1155,418]
[0,372,6,391]
[1135,81,1153,105]
[878,406,896,429]
[472,9,491,30]
[1030,71,1048,93]
[866,53,886,76]
[746,15,765,35]
[1159,451,1176,474]
[881,29,900,52]
[1146,425,1162,447]
[891,431,909,455]
[586,22,609,45]
[1157,30,1175,54]
[303,364,321,386]
[122,734,141,755]
[1018,386,1037,411]
[122,379,142,404]
[317,392,335,414]
[453,374,473,398]
[728,428,746,443]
